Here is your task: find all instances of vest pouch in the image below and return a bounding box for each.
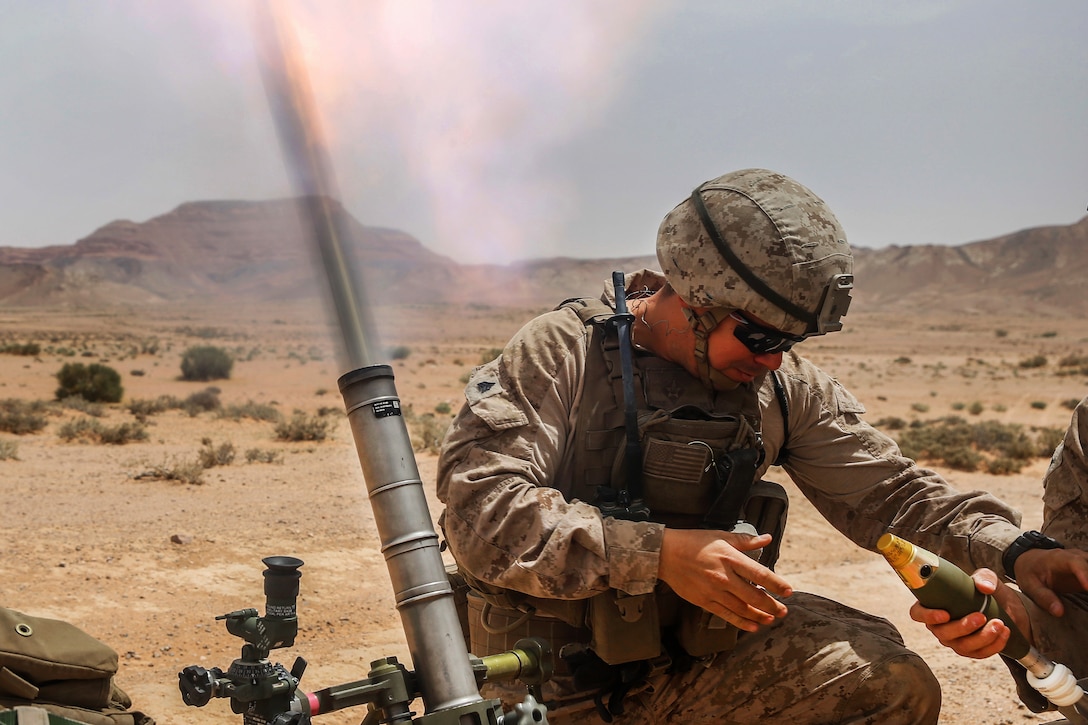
[466,593,590,676]
[637,414,752,518]
[675,604,740,658]
[587,590,660,665]
[742,480,790,571]
[673,522,761,658]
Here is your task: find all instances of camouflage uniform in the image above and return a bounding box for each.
[1019,396,1088,680]
[439,168,1042,722]
[437,269,1028,724]
[1040,396,1088,554]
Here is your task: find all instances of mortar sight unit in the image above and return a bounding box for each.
[178,555,553,725]
[178,556,309,724]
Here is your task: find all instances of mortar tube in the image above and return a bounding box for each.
[339,366,482,712]
[253,1,489,714]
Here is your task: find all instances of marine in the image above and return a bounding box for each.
[437,168,1088,723]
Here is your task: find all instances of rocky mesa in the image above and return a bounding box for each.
[1,199,1086,316]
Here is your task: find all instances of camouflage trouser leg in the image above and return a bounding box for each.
[485,592,940,725]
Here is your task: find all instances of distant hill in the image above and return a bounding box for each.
[852,217,1088,316]
[0,199,1085,316]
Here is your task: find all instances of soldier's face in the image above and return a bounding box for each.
[704,312,786,384]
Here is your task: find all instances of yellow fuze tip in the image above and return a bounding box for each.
[876,533,915,570]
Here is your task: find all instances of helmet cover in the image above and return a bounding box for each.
[656,168,853,336]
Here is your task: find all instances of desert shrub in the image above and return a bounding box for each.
[218,400,281,422]
[183,387,222,416]
[480,348,504,364]
[1034,426,1066,456]
[941,446,984,472]
[1,342,40,356]
[0,399,49,435]
[967,401,984,416]
[58,418,147,444]
[893,356,912,364]
[873,417,907,431]
[1056,354,1088,376]
[1018,355,1047,369]
[910,403,930,413]
[133,457,205,485]
[275,411,332,441]
[58,395,106,417]
[55,362,123,403]
[198,439,236,468]
[405,408,450,454]
[176,325,230,340]
[434,402,452,415]
[0,439,18,460]
[1041,331,1058,338]
[98,421,149,444]
[127,395,182,418]
[994,329,1008,338]
[130,369,146,377]
[951,402,965,411]
[895,416,1058,474]
[1061,398,1082,411]
[180,346,233,381]
[1030,400,1047,410]
[388,345,412,361]
[245,448,284,464]
[972,420,1036,459]
[986,457,1020,475]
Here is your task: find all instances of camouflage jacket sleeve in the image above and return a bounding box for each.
[1040,395,1088,552]
[436,307,665,600]
[757,352,1022,577]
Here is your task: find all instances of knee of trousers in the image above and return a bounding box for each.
[847,652,942,723]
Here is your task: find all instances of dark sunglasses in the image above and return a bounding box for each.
[730,311,805,355]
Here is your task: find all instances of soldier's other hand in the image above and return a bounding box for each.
[658,528,793,633]
[908,568,1030,659]
[1013,547,1088,618]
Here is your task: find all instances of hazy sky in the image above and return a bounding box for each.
[2,1,1085,264]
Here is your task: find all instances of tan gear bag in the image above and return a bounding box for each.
[0,608,153,725]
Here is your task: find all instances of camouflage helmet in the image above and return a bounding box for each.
[656,168,854,337]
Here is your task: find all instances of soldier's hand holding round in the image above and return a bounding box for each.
[909,568,1031,659]
[658,528,793,632]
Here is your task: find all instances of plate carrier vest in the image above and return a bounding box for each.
[461,296,789,675]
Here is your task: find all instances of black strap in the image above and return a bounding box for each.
[609,272,645,515]
[689,187,816,329]
[702,448,760,530]
[771,370,790,466]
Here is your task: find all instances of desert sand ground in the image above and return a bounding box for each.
[1,299,1087,725]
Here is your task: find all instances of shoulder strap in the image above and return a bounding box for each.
[557,296,614,326]
[771,370,790,466]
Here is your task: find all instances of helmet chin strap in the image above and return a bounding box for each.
[681,306,740,391]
